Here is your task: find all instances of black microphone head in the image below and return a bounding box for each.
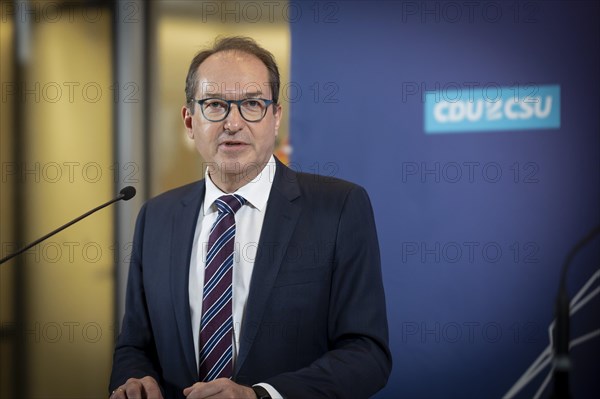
[120,186,136,201]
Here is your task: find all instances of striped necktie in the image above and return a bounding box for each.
[198,194,246,381]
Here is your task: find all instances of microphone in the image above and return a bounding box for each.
[551,224,600,399]
[120,185,136,201]
[0,186,137,265]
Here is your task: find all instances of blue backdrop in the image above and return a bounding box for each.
[289,1,599,398]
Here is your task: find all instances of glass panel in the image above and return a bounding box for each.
[0,5,15,398]
[1,2,114,397]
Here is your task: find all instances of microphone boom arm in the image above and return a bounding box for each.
[0,187,136,265]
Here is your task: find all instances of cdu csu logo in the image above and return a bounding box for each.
[424,84,560,134]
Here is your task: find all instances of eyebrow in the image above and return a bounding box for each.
[203,91,264,99]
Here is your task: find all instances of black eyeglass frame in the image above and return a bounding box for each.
[192,97,275,122]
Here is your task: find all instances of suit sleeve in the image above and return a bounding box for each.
[264,186,392,398]
[109,203,163,393]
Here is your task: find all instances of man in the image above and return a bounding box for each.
[109,36,391,399]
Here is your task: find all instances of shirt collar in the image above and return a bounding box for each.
[203,154,276,215]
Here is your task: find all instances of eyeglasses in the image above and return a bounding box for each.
[192,97,275,122]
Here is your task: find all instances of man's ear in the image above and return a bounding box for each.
[182,106,194,138]
[273,104,282,136]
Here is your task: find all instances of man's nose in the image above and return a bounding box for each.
[224,103,244,132]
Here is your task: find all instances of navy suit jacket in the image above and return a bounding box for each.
[110,159,391,398]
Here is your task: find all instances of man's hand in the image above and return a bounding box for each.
[183,378,256,399]
[110,376,164,399]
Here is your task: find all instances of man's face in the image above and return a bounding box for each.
[182,51,281,187]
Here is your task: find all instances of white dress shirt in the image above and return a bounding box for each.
[189,155,282,398]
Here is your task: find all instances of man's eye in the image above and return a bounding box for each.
[244,100,264,109]
[205,100,227,110]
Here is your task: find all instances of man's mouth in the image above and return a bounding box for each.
[220,141,248,148]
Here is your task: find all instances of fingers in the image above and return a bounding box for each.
[110,386,126,399]
[125,378,144,399]
[140,376,164,399]
[183,379,254,399]
[183,382,216,399]
[182,385,194,396]
[110,377,163,399]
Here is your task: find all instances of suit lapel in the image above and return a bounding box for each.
[235,160,302,375]
[170,181,205,382]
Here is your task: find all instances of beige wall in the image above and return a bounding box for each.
[1,5,114,398]
[0,10,15,399]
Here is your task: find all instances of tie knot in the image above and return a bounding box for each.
[215,194,246,215]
